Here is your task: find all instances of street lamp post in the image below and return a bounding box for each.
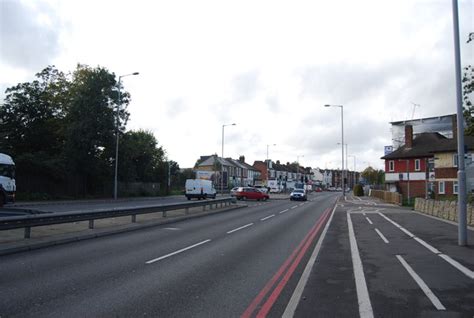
[338,143,348,189]
[221,123,236,195]
[266,144,276,186]
[348,154,356,187]
[452,0,467,246]
[325,104,345,196]
[114,72,139,200]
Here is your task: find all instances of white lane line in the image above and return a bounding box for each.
[374,228,389,244]
[362,212,366,216]
[279,209,289,214]
[146,239,211,264]
[299,203,305,206]
[164,227,180,231]
[439,254,474,279]
[347,213,374,318]
[396,255,446,310]
[365,217,373,225]
[226,223,254,234]
[414,237,441,254]
[291,205,298,209]
[379,212,474,279]
[283,206,336,317]
[260,214,275,221]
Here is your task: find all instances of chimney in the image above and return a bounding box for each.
[405,125,413,148]
[239,155,245,163]
[452,115,458,140]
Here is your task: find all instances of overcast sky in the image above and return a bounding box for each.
[1,0,473,171]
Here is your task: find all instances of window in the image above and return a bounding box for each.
[453,154,458,167]
[453,181,458,194]
[415,159,420,171]
[439,181,445,194]
[389,160,394,172]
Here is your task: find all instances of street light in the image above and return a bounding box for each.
[338,142,348,188]
[266,144,276,186]
[325,104,345,196]
[221,123,236,195]
[452,0,467,246]
[114,72,139,200]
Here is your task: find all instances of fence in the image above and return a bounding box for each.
[369,190,402,205]
[0,198,235,239]
[414,198,474,226]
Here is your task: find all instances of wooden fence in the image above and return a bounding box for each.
[369,190,402,205]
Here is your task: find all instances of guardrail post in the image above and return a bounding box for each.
[131,215,136,223]
[24,227,31,239]
[89,220,94,229]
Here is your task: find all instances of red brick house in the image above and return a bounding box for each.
[381,125,447,201]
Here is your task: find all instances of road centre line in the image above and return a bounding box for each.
[279,209,289,214]
[283,206,336,317]
[146,239,211,264]
[396,255,446,310]
[227,223,254,234]
[291,205,298,209]
[261,214,275,221]
[374,228,389,244]
[379,212,474,279]
[366,217,373,225]
[347,212,374,318]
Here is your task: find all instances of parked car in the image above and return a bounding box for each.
[254,185,270,194]
[315,187,322,192]
[234,187,269,201]
[290,189,307,201]
[230,187,239,197]
[185,179,216,200]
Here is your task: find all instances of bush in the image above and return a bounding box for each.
[353,184,364,196]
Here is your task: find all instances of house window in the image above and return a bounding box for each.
[389,161,395,172]
[453,154,458,167]
[453,181,458,194]
[439,181,445,194]
[415,159,420,171]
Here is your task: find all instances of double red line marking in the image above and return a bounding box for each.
[241,207,333,318]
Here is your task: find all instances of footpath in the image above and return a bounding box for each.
[292,195,474,317]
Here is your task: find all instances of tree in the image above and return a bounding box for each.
[118,129,165,182]
[361,166,384,185]
[63,64,130,194]
[0,66,69,178]
[463,33,474,135]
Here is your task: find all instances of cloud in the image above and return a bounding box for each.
[166,98,187,118]
[0,0,62,71]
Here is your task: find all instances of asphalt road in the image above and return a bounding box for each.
[2,193,473,317]
[0,192,338,317]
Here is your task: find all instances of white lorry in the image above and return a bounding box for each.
[185,179,216,200]
[0,153,16,207]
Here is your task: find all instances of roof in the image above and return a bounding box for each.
[381,132,448,159]
[197,155,234,167]
[429,136,474,153]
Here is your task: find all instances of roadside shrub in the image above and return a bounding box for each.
[353,184,364,196]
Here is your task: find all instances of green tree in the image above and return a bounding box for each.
[463,33,474,135]
[361,166,384,185]
[63,64,131,194]
[0,65,69,178]
[118,129,166,182]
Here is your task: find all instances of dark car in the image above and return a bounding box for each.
[290,189,307,201]
[234,187,269,201]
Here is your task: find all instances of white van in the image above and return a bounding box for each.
[185,179,217,200]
